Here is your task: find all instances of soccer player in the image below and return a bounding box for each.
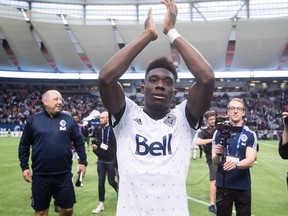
[98,0,215,215]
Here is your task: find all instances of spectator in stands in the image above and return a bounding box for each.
[18,90,87,216]
[212,98,257,216]
[98,1,215,215]
[195,110,217,214]
[279,111,288,159]
[91,111,118,214]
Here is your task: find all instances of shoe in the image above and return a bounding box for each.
[80,183,84,187]
[208,204,217,214]
[92,203,104,214]
[54,205,61,213]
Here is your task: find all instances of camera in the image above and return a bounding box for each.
[91,138,101,145]
[75,172,83,187]
[216,115,233,138]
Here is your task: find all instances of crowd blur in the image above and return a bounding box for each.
[210,89,288,133]
[0,86,287,139]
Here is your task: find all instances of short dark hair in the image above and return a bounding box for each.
[204,110,216,119]
[145,56,178,81]
[71,112,78,117]
[87,103,96,109]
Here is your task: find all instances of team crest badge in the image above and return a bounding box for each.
[133,118,142,125]
[163,113,176,127]
[59,119,67,131]
[240,134,248,144]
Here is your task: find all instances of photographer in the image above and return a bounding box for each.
[195,110,217,214]
[212,98,257,216]
[279,112,288,159]
[91,111,118,214]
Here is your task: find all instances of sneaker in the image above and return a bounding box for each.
[92,203,104,214]
[208,204,217,214]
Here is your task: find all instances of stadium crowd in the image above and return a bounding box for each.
[0,86,287,138]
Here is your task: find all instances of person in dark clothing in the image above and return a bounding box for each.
[91,111,118,214]
[279,111,288,159]
[18,90,87,216]
[195,110,217,214]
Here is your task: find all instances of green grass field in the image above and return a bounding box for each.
[0,137,287,216]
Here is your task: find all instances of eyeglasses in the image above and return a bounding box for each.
[228,107,244,112]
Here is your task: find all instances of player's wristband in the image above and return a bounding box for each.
[167,29,181,44]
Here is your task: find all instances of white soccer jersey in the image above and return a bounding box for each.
[112,97,197,216]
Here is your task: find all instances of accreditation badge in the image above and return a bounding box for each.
[226,156,239,164]
[100,143,109,150]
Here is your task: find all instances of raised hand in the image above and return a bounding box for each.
[144,7,158,41]
[161,0,178,34]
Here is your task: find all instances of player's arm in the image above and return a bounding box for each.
[161,0,215,123]
[99,8,158,116]
[281,112,288,144]
[195,137,213,145]
[18,122,33,183]
[279,113,288,158]
[236,147,257,169]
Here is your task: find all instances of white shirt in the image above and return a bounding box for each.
[112,97,197,216]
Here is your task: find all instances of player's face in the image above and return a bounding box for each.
[143,68,176,113]
[227,100,245,125]
[43,91,63,116]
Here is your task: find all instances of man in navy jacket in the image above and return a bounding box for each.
[18,90,87,216]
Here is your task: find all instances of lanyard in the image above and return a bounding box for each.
[226,127,243,157]
[101,126,111,144]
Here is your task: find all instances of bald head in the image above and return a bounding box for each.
[99,111,109,127]
[42,90,63,116]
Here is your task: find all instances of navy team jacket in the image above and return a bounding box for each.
[18,110,87,176]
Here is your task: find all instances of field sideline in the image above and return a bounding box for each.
[0,137,287,216]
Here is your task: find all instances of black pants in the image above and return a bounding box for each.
[97,160,118,202]
[216,187,251,216]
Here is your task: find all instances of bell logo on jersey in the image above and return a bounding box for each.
[135,134,172,156]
